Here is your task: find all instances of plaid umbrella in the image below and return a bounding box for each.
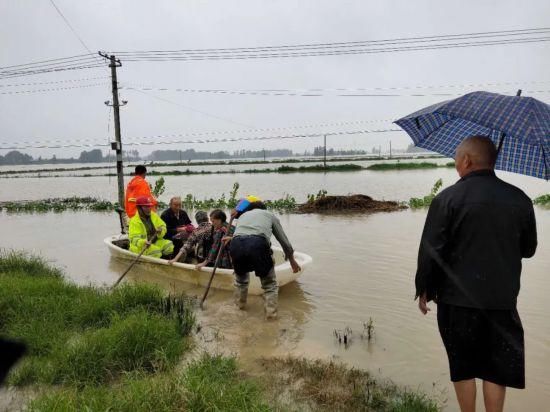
[394,91,550,180]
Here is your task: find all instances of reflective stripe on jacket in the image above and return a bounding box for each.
[129,212,167,250]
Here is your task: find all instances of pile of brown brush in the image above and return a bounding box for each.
[297,194,406,214]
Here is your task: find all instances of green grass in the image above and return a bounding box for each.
[0,251,194,386]
[367,162,454,171]
[29,355,270,412]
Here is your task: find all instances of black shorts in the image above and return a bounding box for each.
[229,235,273,278]
[437,303,525,389]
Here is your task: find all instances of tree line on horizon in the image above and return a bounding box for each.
[0,143,425,166]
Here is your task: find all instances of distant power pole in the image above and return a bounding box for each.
[389,140,392,159]
[323,134,327,169]
[100,52,127,231]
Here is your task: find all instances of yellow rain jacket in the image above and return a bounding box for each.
[129,212,174,258]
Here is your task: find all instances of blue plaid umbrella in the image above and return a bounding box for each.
[394,91,550,180]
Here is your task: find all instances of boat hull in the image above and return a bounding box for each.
[104,235,312,295]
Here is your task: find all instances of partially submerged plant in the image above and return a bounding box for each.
[334,326,353,347]
[409,179,443,208]
[361,318,375,341]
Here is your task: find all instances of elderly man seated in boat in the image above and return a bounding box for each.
[160,196,194,256]
[129,195,174,259]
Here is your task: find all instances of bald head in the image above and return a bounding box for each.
[455,136,497,177]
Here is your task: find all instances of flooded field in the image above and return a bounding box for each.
[1,168,549,411]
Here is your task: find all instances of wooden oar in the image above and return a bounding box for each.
[199,216,235,309]
[112,232,158,289]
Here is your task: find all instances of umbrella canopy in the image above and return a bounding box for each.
[394,91,550,180]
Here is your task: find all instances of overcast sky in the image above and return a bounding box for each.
[1,0,549,158]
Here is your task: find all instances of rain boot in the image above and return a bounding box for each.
[261,269,278,320]
[233,285,248,310]
[264,290,278,320]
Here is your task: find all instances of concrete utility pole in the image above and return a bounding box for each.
[100,52,128,232]
[389,140,392,159]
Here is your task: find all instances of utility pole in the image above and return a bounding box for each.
[323,134,327,169]
[100,52,128,232]
[389,140,392,159]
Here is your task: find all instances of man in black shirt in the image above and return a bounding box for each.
[160,197,192,256]
[416,136,537,412]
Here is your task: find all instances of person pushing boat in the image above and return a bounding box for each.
[224,195,301,320]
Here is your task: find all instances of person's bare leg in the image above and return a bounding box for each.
[453,379,477,412]
[482,380,506,412]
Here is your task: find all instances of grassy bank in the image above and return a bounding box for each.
[0,251,194,387]
[1,252,440,411]
[2,163,365,178]
[0,154,445,176]
[367,162,454,171]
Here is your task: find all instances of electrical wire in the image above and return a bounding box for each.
[119,83,550,98]
[1,118,397,147]
[0,128,403,150]
[0,83,109,95]
[0,76,110,88]
[113,27,550,55]
[114,37,550,62]
[0,64,106,80]
[128,88,254,128]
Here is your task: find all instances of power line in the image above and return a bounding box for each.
[0,57,99,75]
[1,118,396,146]
[112,27,550,55]
[121,79,550,94]
[120,83,550,98]
[0,128,403,150]
[113,37,550,62]
[49,0,103,68]
[0,63,106,80]
[0,76,110,88]
[0,54,94,71]
[0,82,109,95]
[128,88,254,128]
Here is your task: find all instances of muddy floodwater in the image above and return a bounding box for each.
[1,167,549,411]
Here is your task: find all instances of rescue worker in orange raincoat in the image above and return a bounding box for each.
[125,165,157,218]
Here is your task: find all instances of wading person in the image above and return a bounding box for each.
[161,196,193,256]
[415,136,537,412]
[129,196,174,258]
[125,165,157,218]
[196,209,234,270]
[225,196,301,320]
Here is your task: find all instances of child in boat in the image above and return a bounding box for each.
[168,211,212,264]
[195,209,234,270]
